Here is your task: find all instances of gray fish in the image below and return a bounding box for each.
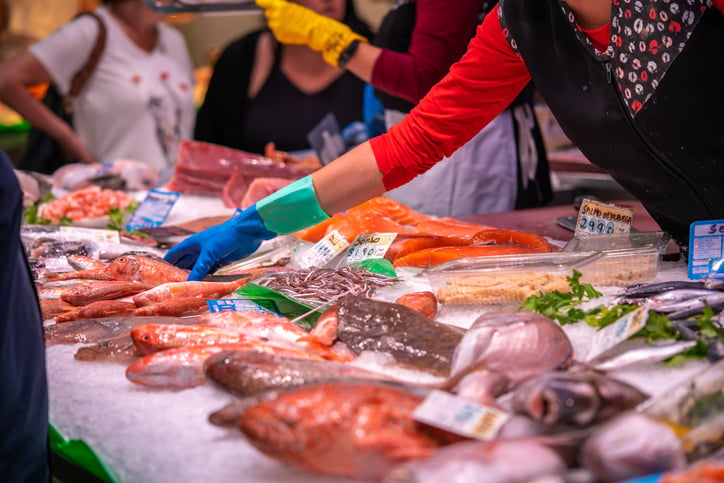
[44,315,201,346]
[383,438,567,483]
[511,371,648,427]
[581,412,686,482]
[74,334,139,361]
[622,280,708,297]
[335,295,465,376]
[204,349,393,396]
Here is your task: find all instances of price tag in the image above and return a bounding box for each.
[585,306,648,362]
[575,199,633,236]
[59,226,120,243]
[125,189,180,231]
[689,219,724,279]
[298,230,350,269]
[207,298,278,314]
[342,233,397,264]
[413,390,509,440]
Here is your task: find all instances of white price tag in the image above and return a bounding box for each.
[126,189,180,231]
[575,199,633,236]
[299,230,350,269]
[342,233,397,264]
[59,226,120,243]
[585,306,648,362]
[413,390,509,440]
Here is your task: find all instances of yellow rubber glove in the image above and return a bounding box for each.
[256,0,367,66]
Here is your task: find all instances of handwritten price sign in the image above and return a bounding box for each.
[575,199,633,237]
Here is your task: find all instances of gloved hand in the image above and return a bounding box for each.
[256,0,367,66]
[164,205,277,281]
[165,176,329,281]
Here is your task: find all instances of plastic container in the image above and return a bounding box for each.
[421,251,603,306]
[562,231,670,287]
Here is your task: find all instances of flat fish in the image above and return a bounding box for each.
[236,380,453,480]
[335,295,465,376]
[204,349,392,396]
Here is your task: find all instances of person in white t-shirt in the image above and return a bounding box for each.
[0,0,195,172]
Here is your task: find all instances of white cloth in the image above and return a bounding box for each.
[385,108,518,217]
[29,7,196,171]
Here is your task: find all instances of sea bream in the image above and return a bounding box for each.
[102,254,190,285]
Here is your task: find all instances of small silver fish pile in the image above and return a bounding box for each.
[255,266,400,307]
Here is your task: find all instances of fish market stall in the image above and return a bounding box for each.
[22,142,723,482]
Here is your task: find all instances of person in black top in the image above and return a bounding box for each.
[194,0,373,156]
[0,146,51,482]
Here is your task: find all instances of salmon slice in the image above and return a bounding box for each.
[385,235,471,262]
[392,245,542,268]
[414,218,495,240]
[350,196,431,226]
[471,228,553,253]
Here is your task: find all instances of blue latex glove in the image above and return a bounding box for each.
[164,205,276,281]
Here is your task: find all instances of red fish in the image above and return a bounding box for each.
[395,291,438,318]
[130,324,249,355]
[60,281,154,305]
[132,278,250,307]
[133,297,211,317]
[102,254,190,285]
[55,300,137,323]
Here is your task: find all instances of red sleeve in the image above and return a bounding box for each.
[370,5,531,190]
[715,0,724,13]
[370,0,485,104]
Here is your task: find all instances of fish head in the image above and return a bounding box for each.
[105,255,141,281]
[130,324,168,355]
[517,374,600,427]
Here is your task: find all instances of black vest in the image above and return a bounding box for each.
[500,0,724,244]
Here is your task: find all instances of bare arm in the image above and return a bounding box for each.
[311,141,386,215]
[0,51,95,163]
[343,42,382,84]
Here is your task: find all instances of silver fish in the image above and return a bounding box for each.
[590,340,698,371]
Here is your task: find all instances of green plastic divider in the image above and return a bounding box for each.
[49,424,119,483]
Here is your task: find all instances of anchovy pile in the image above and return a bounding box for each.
[255,266,400,307]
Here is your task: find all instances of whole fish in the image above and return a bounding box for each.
[198,311,310,344]
[74,335,140,361]
[581,412,686,482]
[102,254,190,285]
[383,438,567,483]
[132,279,249,307]
[66,255,107,271]
[40,300,76,320]
[60,280,154,305]
[448,310,573,390]
[42,268,113,282]
[129,324,249,355]
[55,300,137,323]
[133,297,211,317]
[126,344,251,388]
[511,370,648,427]
[44,315,200,346]
[335,295,465,376]
[236,380,454,480]
[204,349,391,396]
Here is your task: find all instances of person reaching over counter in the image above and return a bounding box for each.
[255,0,553,216]
[0,0,195,172]
[194,0,373,157]
[166,0,724,281]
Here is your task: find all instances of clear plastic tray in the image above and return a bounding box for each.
[421,251,603,306]
[562,231,670,287]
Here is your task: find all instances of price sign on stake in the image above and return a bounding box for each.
[299,230,350,269]
[575,199,633,236]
